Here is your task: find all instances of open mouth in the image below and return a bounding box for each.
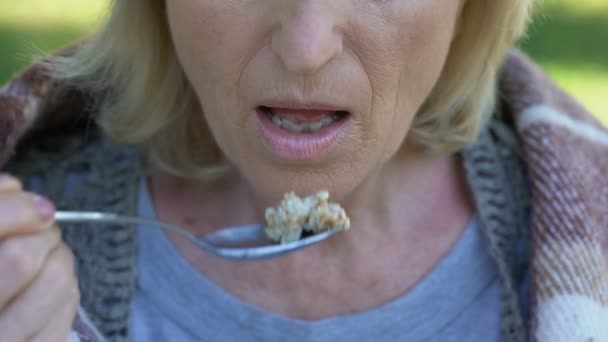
[258,106,350,134]
[254,104,352,160]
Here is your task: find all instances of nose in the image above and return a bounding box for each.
[271,2,344,75]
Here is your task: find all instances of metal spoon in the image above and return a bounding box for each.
[54,211,343,261]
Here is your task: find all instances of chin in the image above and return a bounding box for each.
[227,123,375,205]
[240,162,362,206]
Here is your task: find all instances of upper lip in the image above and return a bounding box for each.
[257,100,351,113]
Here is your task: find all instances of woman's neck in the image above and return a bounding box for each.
[149,148,474,259]
[148,150,475,320]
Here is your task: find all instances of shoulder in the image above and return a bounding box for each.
[5,127,138,206]
[1,68,141,335]
[499,51,608,340]
[0,50,93,165]
[4,123,141,341]
[0,54,141,204]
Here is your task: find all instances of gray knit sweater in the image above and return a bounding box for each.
[4,50,608,342]
[5,118,530,342]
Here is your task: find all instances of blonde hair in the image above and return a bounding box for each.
[51,0,532,178]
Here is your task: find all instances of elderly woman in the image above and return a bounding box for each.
[0,1,607,341]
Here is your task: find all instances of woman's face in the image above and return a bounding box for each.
[166,0,463,201]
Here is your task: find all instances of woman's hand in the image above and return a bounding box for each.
[0,175,80,342]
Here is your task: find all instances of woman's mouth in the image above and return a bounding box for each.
[255,105,351,160]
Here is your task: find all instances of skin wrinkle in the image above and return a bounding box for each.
[387,71,406,155]
[347,43,379,146]
[233,59,248,126]
[155,0,471,320]
[334,47,371,149]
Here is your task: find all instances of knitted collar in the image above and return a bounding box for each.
[1,50,607,341]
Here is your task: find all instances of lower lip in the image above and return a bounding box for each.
[255,109,351,160]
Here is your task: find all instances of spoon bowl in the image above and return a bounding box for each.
[54,211,343,261]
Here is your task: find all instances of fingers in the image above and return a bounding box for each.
[29,290,80,342]
[0,192,55,237]
[0,174,22,193]
[0,242,78,342]
[0,226,62,310]
[0,173,56,238]
[0,174,74,342]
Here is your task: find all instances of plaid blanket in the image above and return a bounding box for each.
[1,50,606,341]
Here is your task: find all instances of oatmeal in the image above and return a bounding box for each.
[265,191,350,243]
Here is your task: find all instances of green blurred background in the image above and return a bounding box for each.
[1,0,606,122]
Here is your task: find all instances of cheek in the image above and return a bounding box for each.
[166,1,260,155]
[395,8,459,104]
[166,2,251,109]
[167,2,220,85]
[395,3,461,103]
[354,2,460,151]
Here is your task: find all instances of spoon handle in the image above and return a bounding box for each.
[54,211,342,261]
[54,211,215,254]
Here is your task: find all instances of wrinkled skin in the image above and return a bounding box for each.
[166,0,463,203]
[153,0,474,321]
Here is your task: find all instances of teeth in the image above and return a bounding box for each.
[273,116,338,133]
[272,115,282,127]
[308,121,323,132]
[320,116,334,126]
[266,108,343,134]
[281,119,304,133]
